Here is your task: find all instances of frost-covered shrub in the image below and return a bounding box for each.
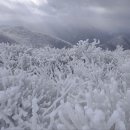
[0,40,130,130]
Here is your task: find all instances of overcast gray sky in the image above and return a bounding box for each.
[0,0,130,33]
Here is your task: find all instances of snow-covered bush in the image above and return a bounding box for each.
[0,40,130,130]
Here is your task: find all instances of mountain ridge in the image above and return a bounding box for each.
[0,25,130,50]
[0,26,72,48]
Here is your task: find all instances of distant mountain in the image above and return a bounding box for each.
[53,27,130,50]
[0,25,130,50]
[0,26,72,48]
[52,26,112,44]
[99,35,130,50]
[0,33,17,45]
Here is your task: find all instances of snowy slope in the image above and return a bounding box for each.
[0,26,72,48]
[0,33,17,45]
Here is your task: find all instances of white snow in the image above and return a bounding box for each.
[0,40,130,130]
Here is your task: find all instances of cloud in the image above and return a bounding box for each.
[0,0,130,33]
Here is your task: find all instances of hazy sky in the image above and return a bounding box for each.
[0,0,130,33]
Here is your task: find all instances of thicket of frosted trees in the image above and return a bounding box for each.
[0,40,130,130]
